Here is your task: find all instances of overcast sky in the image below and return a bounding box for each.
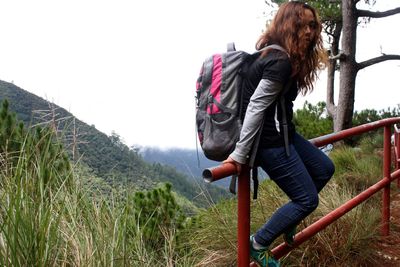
[0,0,399,149]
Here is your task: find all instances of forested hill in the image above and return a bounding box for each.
[140,147,269,189]
[0,80,229,207]
[140,147,231,188]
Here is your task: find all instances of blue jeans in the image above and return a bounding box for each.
[254,133,335,247]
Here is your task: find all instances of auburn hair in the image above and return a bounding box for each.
[256,1,327,94]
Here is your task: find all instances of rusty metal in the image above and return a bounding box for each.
[203,163,251,266]
[309,117,400,147]
[382,126,391,235]
[202,162,237,183]
[237,165,251,267]
[395,124,400,187]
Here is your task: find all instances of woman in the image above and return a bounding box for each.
[224,1,335,266]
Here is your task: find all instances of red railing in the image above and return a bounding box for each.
[395,124,400,187]
[203,117,400,266]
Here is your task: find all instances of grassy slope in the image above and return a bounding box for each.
[0,80,229,208]
[185,136,388,266]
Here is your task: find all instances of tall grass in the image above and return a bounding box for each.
[0,118,391,266]
[186,135,388,266]
[0,127,193,266]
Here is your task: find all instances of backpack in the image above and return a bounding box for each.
[195,43,257,162]
[195,43,291,198]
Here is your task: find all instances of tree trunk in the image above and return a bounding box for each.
[335,0,358,132]
[326,21,342,122]
[326,61,336,118]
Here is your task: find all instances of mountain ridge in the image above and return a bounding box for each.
[0,80,229,207]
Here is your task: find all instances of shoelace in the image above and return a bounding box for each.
[257,250,267,262]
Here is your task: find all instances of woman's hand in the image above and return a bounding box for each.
[223,156,242,175]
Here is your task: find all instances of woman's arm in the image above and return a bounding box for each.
[229,78,283,164]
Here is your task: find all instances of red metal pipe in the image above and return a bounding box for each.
[382,126,391,235]
[237,166,251,267]
[202,162,237,183]
[271,169,400,259]
[310,117,400,147]
[202,118,400,264]
[202,163,251,266]
[395,124,400,187]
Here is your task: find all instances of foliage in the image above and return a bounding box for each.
[0,99,71,186]
[271,0,375,24]
[353,105,400,127]
[132,183,186,249]
[272,0,341,22]
[329,135,383,191]
[185,135,385,266]
[0,103,73,266]
[0,106,194,266]
[0,81,229,208]
[183,198,239,266]
[0,100,25,164]
[293,101,333,139]
[350,105,400,145]
[293,100,399,146]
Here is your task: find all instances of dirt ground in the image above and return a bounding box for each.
[374,189,400,266]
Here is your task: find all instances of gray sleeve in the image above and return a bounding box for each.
[229,79,283,164]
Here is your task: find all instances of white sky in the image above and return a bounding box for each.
[0,0,399,149]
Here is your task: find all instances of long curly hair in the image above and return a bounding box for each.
[256,1,327,94]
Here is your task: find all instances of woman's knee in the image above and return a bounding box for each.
[316,157,335,182]
[324,159,335,180]
[300,193,319,213]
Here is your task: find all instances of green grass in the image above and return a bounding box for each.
[0,127,193,266]
[0,122,393,266]
[185,135,388,266]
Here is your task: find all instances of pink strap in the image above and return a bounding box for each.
[207,55,222,114]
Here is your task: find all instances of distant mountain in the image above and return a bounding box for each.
[139,147,269,190]
[0,80,230,207]
[139,147,231,188]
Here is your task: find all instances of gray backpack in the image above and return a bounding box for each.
[195,43,291,161]
[196,43,291,198]
[195,43,253,161]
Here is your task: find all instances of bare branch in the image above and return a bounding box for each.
[357,7,400,18]
[357,54,400,70]
[329,53,346,61]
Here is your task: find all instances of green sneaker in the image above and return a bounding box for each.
[249,235,280,267]
[283,226,296,247]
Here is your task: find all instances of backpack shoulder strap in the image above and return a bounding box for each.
[246,45,290,166]
[264,44,289,58]
[279,80,293,157]
[265,44,292,157]
[227,42,236,52]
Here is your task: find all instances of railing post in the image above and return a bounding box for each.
[395,125,400,188]
[382,125,391,236]
[202,163,253,266]
[397,131,400,187]
[237,166,251,267]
